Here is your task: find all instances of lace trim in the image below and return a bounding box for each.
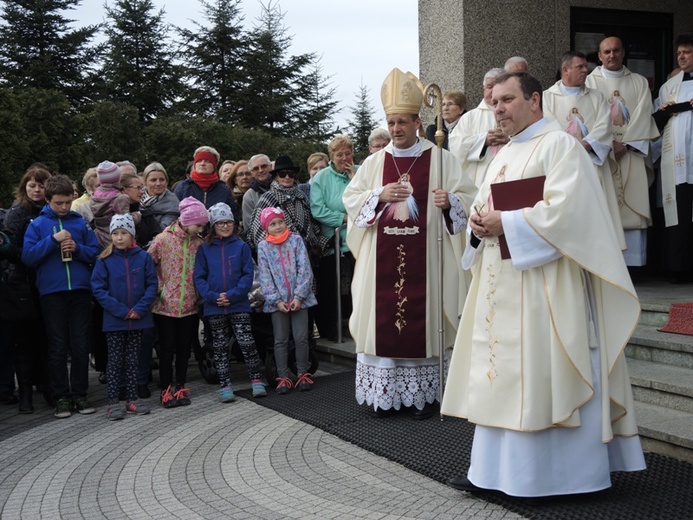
[355,356,449,411]
[447,195,468,233]
[354,187,385,228]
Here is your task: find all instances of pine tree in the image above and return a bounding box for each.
[177,0,247,123]
[291,57,339,142]
[239,1,313,135]
[100,0,184,122]
[347,80,379,155]
[0,0,101,108]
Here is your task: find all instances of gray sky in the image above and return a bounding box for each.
[71,0,419,130]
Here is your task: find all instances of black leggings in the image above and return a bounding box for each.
[154,314,198,389]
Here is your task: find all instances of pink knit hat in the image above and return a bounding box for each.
[260,207,285,231]
[178,197,209,226]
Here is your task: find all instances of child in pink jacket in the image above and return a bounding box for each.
[148,197,208,408]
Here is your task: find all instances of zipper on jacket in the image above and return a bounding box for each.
[57,219,72,290]
[220,240,228,315]
[179,235,189,316]
[125,251,132,330]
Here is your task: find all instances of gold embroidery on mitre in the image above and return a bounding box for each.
[381,68,424,115]
[394,244,408,333]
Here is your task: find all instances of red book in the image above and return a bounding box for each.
[490,176,546,259]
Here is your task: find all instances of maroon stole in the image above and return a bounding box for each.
[374,149,432,358]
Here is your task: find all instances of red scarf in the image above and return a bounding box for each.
[191,170,219,191]
[265,228,290,245]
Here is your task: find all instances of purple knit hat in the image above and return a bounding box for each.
[260,207,285,231]
[178,197,209,226]
[96,161,121,186]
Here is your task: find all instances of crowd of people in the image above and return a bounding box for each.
[1,31,692,500]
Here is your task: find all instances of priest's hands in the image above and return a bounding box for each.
[432,189,450,209]
[470,209,503,238]
[613,141,628,161]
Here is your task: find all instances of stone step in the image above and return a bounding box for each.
[640,302,670,327]
[633,401,693,464]
[626,324,693,369]
[627,358,693,413]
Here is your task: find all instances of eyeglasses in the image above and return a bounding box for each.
[125,185,144,191]
[442,102,459,108]
[215,221,234,228]
[251,163,270,172]
[276,171,296,179]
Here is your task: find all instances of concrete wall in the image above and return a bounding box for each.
[419,0,693,118]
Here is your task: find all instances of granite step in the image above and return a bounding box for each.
[626,324,693,369]
[627,358,693,413]
[633,400,693,464]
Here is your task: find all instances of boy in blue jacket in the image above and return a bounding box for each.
[22,174,101,418]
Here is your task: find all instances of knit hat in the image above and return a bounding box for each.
[109,213,136,237]
[260,207,285,232]
[208,202,234,226]
[178,197,209,227]
[96,161,121,186]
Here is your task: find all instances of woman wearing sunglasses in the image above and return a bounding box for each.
[247,155,328,256]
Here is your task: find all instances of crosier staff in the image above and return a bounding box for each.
[423,82,446,415]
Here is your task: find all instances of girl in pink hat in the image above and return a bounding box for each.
[257,207,318,394]
[148,197,209,408]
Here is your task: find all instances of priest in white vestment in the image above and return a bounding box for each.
[442,72,645,498]
[653,33,693,281]
[543,51,627,251]
[449,68,509,187]
[586,37,660,266]
[344,68,477,419]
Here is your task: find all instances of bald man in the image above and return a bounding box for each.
[586,37,659,266]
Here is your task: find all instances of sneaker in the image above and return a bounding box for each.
[174,386,191,406]
[107,403,125,421]
[251,379,267,398]
[73,397,96,415]
[54,398,72,419]
[218,386,235,403]
[275,377,293,395]
[296,373,314,392]
[160,385,179,409]
[125,400,150,415]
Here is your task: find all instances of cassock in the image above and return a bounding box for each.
[448,100,503,187]
[442,119,645,497]
[343,138,476,411]
[543,81,627,250]
[586,66,660,266]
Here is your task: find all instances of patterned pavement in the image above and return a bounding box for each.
[0,360,520,520]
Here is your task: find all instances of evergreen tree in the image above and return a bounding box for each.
[100,0,184,122]
[290,57,339,142]
[347,80,379,156]
[0,0,101,108]
[178,0,247,123]
[239,1,313,135]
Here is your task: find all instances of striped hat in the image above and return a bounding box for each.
[96,161,121,186]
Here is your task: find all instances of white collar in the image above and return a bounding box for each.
[510,118,549,143]
[392,138,423,158]
[559,82,583,96]
[601,66,625,79]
